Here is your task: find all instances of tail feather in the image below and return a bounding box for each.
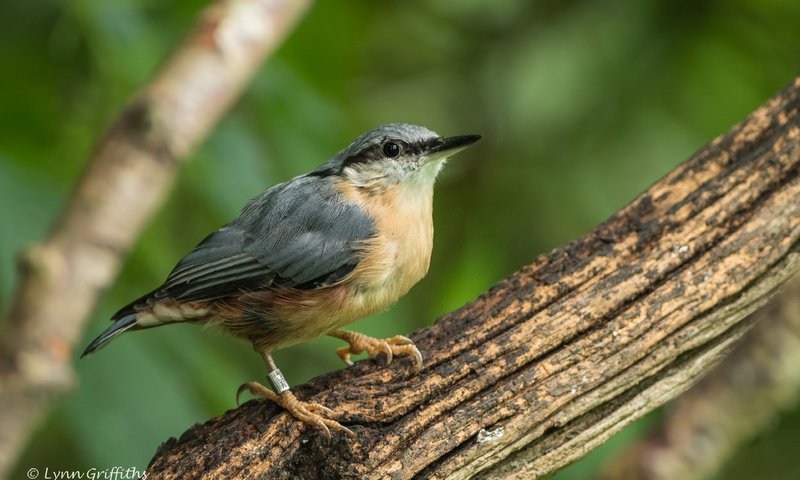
[81,314,139,357]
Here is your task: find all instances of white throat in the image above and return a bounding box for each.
[343,157,446,193]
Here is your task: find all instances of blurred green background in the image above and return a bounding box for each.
[2,0,799,478]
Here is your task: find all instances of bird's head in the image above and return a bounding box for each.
[313,123,480,192]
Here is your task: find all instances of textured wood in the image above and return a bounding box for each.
[147,78,800,479]
[598,274,800,480]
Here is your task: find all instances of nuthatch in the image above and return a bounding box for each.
[83,123,480,437]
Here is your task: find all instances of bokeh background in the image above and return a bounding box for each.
[2,0,800,478]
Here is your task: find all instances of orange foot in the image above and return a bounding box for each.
[236,381,355,439]
[328,329,423,368]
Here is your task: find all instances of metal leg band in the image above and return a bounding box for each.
[267,368,290,394]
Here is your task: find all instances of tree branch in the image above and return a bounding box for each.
[598,272,800,480]
[0,0,310,477]
[146,79,800,479]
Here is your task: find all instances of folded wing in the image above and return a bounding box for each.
[112,176,374,319]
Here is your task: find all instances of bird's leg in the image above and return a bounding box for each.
[328,329,423,369]
[236,351,355,439]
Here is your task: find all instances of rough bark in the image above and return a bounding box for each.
[0,0,310,477]
[147,79,800,479]
[597,272,800,480]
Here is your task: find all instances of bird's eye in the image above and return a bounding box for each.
[382,141,401,158]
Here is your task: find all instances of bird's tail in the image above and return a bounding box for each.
[81,314,138,357]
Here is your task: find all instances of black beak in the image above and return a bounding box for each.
[428,134,481,155]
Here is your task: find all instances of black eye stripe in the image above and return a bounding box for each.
[336,137,433,173]
[307,127,444,178]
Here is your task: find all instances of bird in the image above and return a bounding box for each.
[82,123,480,438]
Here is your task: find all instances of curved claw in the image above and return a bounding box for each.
[336,346,355,366]
[407,345,423,370]
[379,341,394,365]
[310,416,332,440]
[236,383,248,406]
[236,381,265,405]
[324,419,356,437]
[384,336,423,370]
[309,409,356,438]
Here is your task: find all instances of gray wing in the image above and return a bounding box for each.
[115,175,374,315]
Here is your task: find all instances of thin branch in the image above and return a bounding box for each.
[0,0,310,477]
[597,272,800,480]
[146,79,800,479]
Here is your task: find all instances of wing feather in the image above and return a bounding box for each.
[113,175,374,318]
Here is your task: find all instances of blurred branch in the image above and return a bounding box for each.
[0,0,310,477]
[147,79,800,479]
[598,272,800,480]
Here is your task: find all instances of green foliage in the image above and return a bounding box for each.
[2,0,800,477]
